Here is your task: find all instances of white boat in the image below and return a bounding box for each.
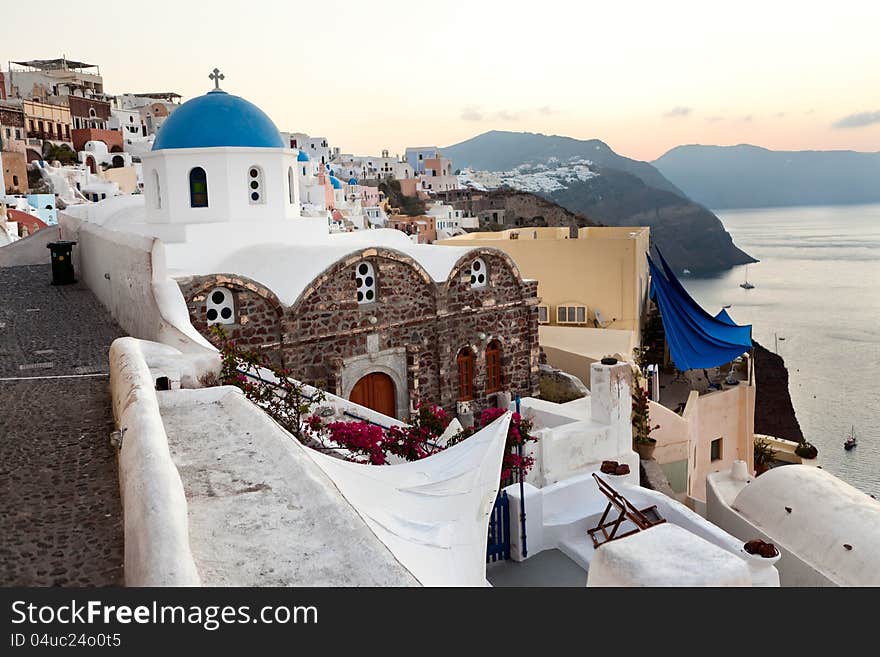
[844,426,857,451]
[740,266,755,290]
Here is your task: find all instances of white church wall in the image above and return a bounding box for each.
[142,148,301,225]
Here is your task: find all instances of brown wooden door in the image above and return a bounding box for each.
[349,372,396,419]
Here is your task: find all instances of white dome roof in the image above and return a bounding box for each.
[733,465,880,586]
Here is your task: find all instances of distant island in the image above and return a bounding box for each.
[653,144,880,209]
[444,130,755,274]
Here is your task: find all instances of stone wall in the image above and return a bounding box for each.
[177,247,540,419]
[178,273,283,362]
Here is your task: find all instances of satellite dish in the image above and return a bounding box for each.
[594,309,607,327]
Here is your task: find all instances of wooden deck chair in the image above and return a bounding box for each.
[587,473,666,548]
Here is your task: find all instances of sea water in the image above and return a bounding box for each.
[681,203,880,498]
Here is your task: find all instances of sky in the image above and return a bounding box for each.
[3,0,879,162]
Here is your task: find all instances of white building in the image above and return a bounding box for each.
[282,132,331,166]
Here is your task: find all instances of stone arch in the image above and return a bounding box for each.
[443,247,525,295]
[343,362,407,420]
[289,247,436,313]
[184,274,285,318]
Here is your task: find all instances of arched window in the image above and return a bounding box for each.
[288,166,296,204]
[457,348,475,401]
[152,170,161,209]
[206,287,235,326]
[248,165,264,204]
[470,257,488,288]
[356,261,376,304]
[486,340,502,393]
[189,167,208,208]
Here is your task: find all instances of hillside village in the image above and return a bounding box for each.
[2,58,879,589]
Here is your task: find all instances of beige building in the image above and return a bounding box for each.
[438,226,650,382]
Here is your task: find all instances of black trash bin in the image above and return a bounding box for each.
[47,240,77,285]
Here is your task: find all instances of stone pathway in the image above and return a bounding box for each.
[0,265,125,586]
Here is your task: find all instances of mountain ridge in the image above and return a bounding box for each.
[653,143,880,209]
[443,131,754,274]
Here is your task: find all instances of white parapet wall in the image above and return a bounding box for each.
[707,463,880,587]
[508,473,778,586]
[59,212,218,384]
[521,361,637,489]
[110,337,201,586]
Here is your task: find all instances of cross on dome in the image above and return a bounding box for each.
[209,68,225,91]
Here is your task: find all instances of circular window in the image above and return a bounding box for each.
[211,290,225,304]
[250,169,259,178]
[250,180,259,190]
[220,307,232,320]
[358,263,369,276]
[207,308,218,321]
[251,192,260,201]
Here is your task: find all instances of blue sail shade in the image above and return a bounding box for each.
[715,308,737,326]
[648,253,752,371]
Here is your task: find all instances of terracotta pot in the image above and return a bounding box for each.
[634,439,656,460]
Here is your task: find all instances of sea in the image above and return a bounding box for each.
[681,203,880,499]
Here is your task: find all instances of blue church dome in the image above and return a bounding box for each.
[152,89,284,151]
[329,176,343,190]
[297,150,310,162]
[348,177,358,185]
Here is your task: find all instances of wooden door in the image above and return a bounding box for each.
[349,372,396,419]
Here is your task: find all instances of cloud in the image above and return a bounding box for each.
[493,110,518,121]
[742,114,754,122]
[775,112,787,118]
[460,106,483,121]
[705,116,725,123]
[538,105,557,115]
[663,106,692,118]
[832,110,880,129]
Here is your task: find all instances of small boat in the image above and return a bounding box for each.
[722,304,732,309]
[740,266,755,290]
[682,269,691,275]
[844,426,857,451]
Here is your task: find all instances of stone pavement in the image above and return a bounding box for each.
[0,264,126,586]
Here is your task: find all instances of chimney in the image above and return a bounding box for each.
[590,359,634,455]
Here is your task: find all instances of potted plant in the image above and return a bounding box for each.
[794,440,818,461]
[753,435,777,475]
[631,348,660,460]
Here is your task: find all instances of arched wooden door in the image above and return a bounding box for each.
[349,372,397,419]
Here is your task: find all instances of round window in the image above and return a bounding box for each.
[251,192,260,201]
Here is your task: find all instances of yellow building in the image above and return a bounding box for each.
[438,226,650,383]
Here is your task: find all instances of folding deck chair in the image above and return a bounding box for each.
[587,472,666,548]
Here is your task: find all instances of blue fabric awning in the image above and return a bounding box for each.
[715,308,736,326]
[648,252,752,371]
